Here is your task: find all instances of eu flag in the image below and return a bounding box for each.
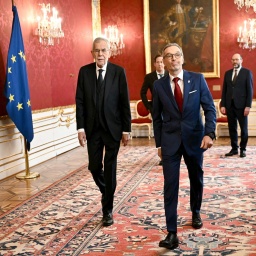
[4,6,34,151]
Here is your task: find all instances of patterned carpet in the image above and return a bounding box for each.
[0,145,256,255]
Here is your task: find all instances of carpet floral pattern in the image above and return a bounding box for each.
[0,146,256,255]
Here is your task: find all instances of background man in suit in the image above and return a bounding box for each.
[152,43,216,249]
[221,53,253,158]
[140,55,167,165]
[76,37,131,227]
[140,54,166,114]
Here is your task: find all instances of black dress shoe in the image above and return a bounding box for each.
[240,150,246,157]
[159,160,162,166]
[159,232,179,249]
[225,150,238,157]
[102,213,114,226]
[192,213,203,229]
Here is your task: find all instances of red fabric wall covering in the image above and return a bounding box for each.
[0,0,92,116]
[0,0,255,117]
[100,0,145,101]
[101,0,256,100]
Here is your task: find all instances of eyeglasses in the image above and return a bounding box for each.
[163,52,182,59]
[92,48,109,54]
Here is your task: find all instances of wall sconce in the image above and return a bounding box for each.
[35,3,64,46]
[103,25,124,57]
[234,0,256,12]
[237,19,256,50]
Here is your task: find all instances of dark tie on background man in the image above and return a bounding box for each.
[159,74,164,79]
[173,77,183,112]
[97,69,104,93]
[233,69,237,83]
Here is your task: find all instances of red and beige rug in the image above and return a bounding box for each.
[0,145,256,255]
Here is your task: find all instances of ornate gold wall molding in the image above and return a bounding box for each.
[91,0,101,39]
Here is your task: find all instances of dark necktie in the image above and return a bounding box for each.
[173,77,183,112]
[233,69,237,83]
[159,74,164,79]
[97,69,104,93]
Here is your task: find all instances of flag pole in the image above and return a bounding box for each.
[5,2,37,179]
[16,137,40,179]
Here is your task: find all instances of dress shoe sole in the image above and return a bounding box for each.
[159,242,179,249]
[225,153,238,157]
[102,220,114,226]
[192,223,203,229]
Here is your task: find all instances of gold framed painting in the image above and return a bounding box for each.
[144,0,219,78]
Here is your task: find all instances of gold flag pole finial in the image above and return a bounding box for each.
[16,137,40,180]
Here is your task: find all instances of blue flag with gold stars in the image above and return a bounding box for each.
[4,5,34,151]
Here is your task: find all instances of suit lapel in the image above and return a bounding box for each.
[104,62,114,101]
[162,75,178,110]
[228,69,233,83]
[182,70,191,112]
[90,63,97,105]
[153,71,158,81]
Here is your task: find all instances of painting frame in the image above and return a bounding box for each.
[144,0,220,78]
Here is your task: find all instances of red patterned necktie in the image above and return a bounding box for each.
[173,77,183,112]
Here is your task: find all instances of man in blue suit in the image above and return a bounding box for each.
[152,43,216,249]
[221,53,253,158]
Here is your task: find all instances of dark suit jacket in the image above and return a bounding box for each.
[140,70,168,112]
[153,70,216,157]
[76,62,131,141]
[221,67,253,109]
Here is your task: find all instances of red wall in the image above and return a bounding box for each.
[0,0,92,116]
[101,0,256,100]
[212,1,256,98]
[1,0,255,117]
[100,1,145,101]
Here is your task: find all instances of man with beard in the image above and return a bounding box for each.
[221,53,253,158]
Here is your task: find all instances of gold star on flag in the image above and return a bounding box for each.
[9,94,14,102]
[8,67,12,73]
[27,99,31,107]
[11,55,16,63]
[17,102,23,110]
[18,50,23,58]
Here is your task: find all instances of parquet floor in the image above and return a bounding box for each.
[0,137,255,215]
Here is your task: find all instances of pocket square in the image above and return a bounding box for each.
[189,90,197,94]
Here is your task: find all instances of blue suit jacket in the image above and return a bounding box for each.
[152,70,216,157]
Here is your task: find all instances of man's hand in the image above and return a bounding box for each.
[78,131,86,147]
[200,136,213,149]
[158,148,162,160]
[244,107,250,116]
[220,106,226,115]
[122,133,130,146]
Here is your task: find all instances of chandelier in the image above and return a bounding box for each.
[35,3,64,46]
[103,25,124,57]
[237,19,256,50]
[234,0,256,12]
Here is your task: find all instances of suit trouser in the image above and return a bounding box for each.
[226,101,248,151]
[87,127,120,215]
[162,143,204,232]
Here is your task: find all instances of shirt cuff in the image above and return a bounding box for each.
[206,132,216,140]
